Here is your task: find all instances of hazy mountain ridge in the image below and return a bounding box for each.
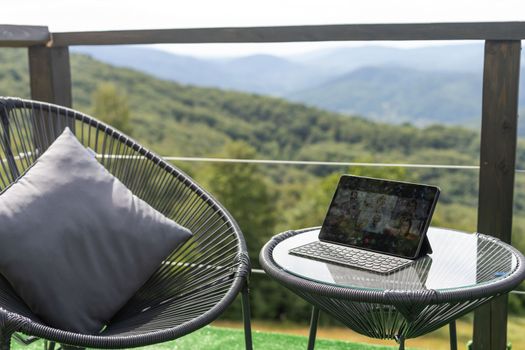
[71,47,333,95]
[64,44,525,130]
[290,44,487,74]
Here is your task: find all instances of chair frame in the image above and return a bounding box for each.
[0,97,253,350]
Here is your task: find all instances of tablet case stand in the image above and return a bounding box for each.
[417,235,433,257]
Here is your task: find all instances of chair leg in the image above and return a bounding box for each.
[307,306,320,350]
[44,340,56,350]
[61,345,85,350]
[241,280,253,350]
[0,330,12,350]
[397,336,405,350]
[449,321,457,350]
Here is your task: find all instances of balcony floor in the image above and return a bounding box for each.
[12,325,404,350]
[9,315,525,350]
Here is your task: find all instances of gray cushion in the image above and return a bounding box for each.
[0,128,192,334]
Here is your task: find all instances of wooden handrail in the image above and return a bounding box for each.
[0,25,49,47]
[50,22,525,46]
[0,22,524,47]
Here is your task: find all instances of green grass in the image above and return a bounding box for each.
[11,326,410,350]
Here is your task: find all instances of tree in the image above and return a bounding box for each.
[199,141,277,264]
[198,141,284,319]
[91,83,133,135]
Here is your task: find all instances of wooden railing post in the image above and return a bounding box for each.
[28,45,72,107]
[473,40,521,350]
[27,45,72,149]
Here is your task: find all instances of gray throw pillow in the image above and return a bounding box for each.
[0,128,192,334]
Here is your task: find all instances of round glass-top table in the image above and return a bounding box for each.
[260,227,525,350]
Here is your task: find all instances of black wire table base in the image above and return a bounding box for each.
[306,306,457,350]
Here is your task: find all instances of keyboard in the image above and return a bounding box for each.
[289,241,413,274]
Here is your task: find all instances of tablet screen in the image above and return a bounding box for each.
[319,175,440,259]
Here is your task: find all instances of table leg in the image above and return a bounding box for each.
[0,329,12,350]
[449,321,457,350]
[307,306,320,350]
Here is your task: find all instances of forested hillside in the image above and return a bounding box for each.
[1,47,524,319]
[287,66,484,126]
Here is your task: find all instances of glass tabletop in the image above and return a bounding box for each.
[272,227,519,291]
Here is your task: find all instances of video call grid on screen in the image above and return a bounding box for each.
[319,176,438,258]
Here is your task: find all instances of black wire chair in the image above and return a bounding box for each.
[0,97,253,350]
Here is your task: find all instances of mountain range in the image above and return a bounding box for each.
[72,44,525,129]
[71,46,330,96]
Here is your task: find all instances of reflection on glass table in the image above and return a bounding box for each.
[260,227,525,350]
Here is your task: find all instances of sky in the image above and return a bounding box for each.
[2,0,525,57]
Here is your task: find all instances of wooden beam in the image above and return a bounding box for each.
[473,40,521,350]
[0,25,49,47]
[28,45,73,150]
[28,46,72,107]
[51,22,525,46]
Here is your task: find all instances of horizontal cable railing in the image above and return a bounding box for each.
[5,153,525,172]
[162,156,481,170]
[111,154,525,173]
